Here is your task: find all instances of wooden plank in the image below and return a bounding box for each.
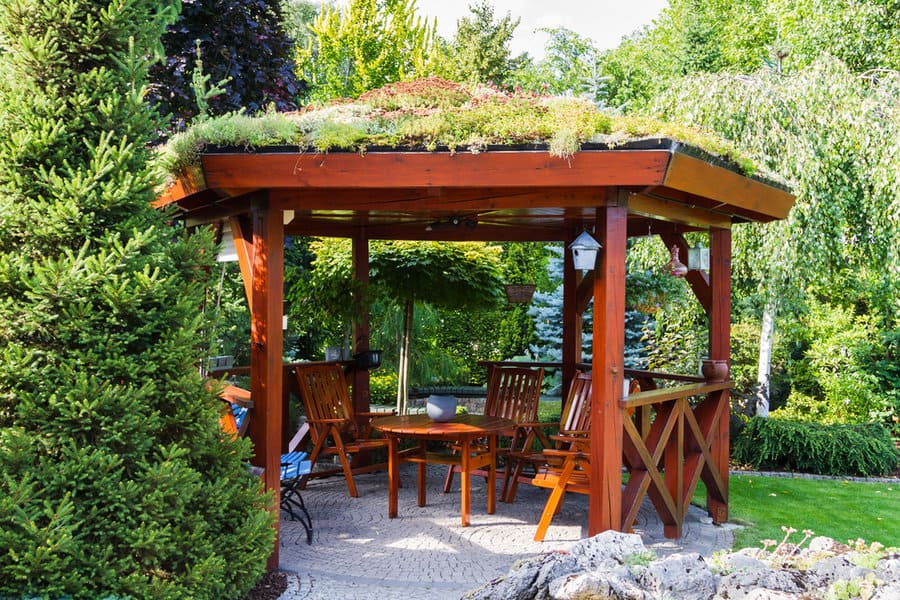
[247,195,284,568]
[708,228,731,523]
[663,152,794,221]
[621,381,732,408]
[621,409,678,529]
[202,150,671,190]
[629,193,731,230]
[576,271,594,314]
[230,215,254,311]
[659,400,682,538]
[154,164,207,207]
[590,192,628,535]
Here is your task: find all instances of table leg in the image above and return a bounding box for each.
[460,436,471,527]
[388,435,398,518]
[487,433,496,514]
[417,440,427,507]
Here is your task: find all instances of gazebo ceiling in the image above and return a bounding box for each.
[158,139,794,242]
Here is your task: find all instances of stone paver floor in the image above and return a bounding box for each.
[277,462,736,599]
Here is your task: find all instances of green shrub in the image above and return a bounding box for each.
[732,417,898,477]
[369,372,399,405]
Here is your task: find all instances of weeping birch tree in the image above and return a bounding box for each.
[653,58,900,417]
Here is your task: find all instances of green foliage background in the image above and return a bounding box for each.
[0,1,274,597]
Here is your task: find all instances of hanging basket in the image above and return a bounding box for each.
[504,284,536,304]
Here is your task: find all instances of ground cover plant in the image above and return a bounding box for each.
[0,1,274,598]
[156,76,770,183]
[694,475,899,551]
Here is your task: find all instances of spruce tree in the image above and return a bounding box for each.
[0,2,274,598]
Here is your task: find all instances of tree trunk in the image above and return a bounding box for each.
[756,297,776,417]
[396,298,414,415]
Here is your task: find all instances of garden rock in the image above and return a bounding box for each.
[639,553,717,600]
[465,533,899,600]
[549,568,650,600]
[714,552,769,573]
[875,557,900,580]
[803,555,871,588]
[716,567,806,598]
[872,582,900,600]
[463,551,579,600]
[567,530,648,568]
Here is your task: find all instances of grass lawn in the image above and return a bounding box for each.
[693,474,899,551]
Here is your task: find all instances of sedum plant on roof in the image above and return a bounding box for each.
[157,76,762,180]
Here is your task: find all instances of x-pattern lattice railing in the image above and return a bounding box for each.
[620,379,732,538]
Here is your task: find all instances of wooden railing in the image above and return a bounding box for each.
[621,378,731,538]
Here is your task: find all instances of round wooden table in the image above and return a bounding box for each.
[373,413,516,527]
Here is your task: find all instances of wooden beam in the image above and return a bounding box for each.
[230,215,254,312]
[663,152,793,221]
[590,190,627,535]
[629,193,732,230]
[201,150,670,190]
[270,186,613,212]
[658,231,712,314]
[247,194,284,568]
[707,228,731,524]
[575,271,594,314]
[285,220,569,242]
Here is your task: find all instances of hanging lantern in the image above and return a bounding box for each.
[665,245,688,277]
[687,242,710,272]
[569,230,602,271]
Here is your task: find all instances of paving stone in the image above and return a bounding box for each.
[277,463,732,599]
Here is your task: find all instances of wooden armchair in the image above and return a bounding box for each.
[442,365,544,498]
[293,362,394,498]
[531,438,591,541]
[503,370,593,504]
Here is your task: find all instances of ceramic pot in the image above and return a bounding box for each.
[426,395,457,422]
[701,359,729,382]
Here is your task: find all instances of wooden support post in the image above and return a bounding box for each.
[589,191,627,535]
[562,232,581,398]
[707,228,731,524]
[352,234,371,429]
[247,194,284,569]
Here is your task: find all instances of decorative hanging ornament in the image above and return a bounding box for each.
[665,245,688,278]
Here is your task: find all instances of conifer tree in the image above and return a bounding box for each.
[0,2,274,598]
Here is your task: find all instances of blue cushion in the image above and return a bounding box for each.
[280,451,311,480]
[233,404,248,430]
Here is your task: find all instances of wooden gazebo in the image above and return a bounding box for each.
[158,140,794,565]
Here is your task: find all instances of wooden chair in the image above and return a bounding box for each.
[442,365,544,499]
[503,370,593,504]
[218,386,314,543]
[530,439,591,541]
[294,362,394,498]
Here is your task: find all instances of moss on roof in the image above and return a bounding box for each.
[156,76,776,185]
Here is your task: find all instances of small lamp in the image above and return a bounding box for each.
[569,230,602,271]
[687,242,710,272]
